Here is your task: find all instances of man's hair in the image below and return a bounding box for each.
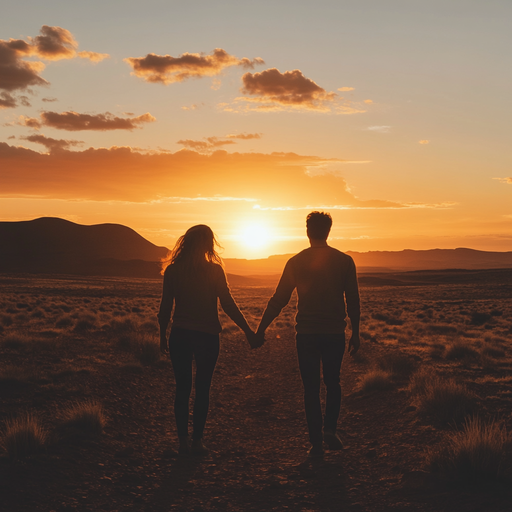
[306,211,332,240]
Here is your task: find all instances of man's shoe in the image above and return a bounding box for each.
[178,437,190,455]
[307,445,325,459]
[191,438,209,455]
[324,430,344,450]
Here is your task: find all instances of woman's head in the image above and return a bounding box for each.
[161,224,223,273]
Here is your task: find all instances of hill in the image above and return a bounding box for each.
[0,217,168,276]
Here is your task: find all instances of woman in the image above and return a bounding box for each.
[158,225,255,455]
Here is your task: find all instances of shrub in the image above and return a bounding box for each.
[427,324,458,335]
[445,341,479,361]
[481,345,506,359]
[109,317,137,334]
[136,335,160,364]
[414,375,476,424]
[376,352,416,378]
[73,313,97,333]
[61,401,105,436]
[470,312,491,326]
[427,416,511,483]
[359,370,393,393]
[3,413,46,459]
[409,367,437,397]
[372,313,404,326]
[55,315,74,329]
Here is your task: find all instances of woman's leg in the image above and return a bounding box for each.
[191,333,220,440]
[169,327,194,438]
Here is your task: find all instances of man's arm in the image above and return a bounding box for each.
[345,258,361,356]
[256,261,295,340]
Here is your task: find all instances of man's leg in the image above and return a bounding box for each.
[191,332,220,442]
[320,334,345,447]
[169,328,194,441]
[296,334,323,450]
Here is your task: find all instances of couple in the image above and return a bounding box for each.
[158,212,360,459]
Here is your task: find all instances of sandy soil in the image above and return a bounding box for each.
[1,274,511,511]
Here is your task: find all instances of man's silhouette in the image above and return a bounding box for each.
[256,211,360,458]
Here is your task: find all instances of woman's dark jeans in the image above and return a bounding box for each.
[296,333,345,446]
[169,327,219,440]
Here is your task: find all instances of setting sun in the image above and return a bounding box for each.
[239,223,271,249]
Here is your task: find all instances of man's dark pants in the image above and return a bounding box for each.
[296,333,345,446]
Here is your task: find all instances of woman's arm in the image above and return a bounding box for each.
[157,268,174,353]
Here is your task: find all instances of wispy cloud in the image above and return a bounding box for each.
[124,48,264,84]
[338,87,355,92]
[494,177,512,185]
[419,140,430,144]
[177,133,262,153]
[19,111,156,131]
[367,126,391,133]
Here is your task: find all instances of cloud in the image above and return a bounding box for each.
[367,126,391,133]
[363,99,373,104]
[21,134,84,152]
[42,97,57,102]
[124,48,264,84]
[177,137,236,152]
[0,142,439,210]
[494,177,512,185]
[226,133,262,140]
[419,140,430,144]
[181,103,204,111]
[0,26,109,107]
[23,111,156,131]
[0,92,17,109]
[338,87,355,92]
[77,51,109,63]
[233,68,366,114]
[177,133,262,152]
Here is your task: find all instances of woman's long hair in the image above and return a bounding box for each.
[160,225,223,275]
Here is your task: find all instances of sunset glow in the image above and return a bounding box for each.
[0,2,511,257]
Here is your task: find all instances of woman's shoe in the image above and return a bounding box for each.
[178,437,190,455]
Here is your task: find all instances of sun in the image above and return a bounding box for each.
[239,223,271,249]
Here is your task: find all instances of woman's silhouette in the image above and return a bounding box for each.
[158,225,255,455]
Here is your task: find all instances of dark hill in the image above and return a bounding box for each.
[0,217,169,276]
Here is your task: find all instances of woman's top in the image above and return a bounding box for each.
[157,262,248,335]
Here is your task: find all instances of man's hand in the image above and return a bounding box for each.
[160,336,168,355]
[348,334,360,357]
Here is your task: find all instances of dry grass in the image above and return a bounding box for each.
[135,334,161,364]
[61,401,106,436]
[427,416,511,483]
[445,341,479,361]
[376,352,416,378]
[410,369,476,424]
[359,370,393,393]
[3,413,46,459]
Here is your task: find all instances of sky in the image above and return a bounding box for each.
[1,0,511,259]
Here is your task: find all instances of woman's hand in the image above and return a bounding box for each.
[160,335,168,355]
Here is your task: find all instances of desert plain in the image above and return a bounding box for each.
[1,270,512,511]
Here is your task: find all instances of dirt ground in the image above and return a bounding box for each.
[1,273,512,511]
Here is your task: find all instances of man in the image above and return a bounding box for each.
[256,211,360,458]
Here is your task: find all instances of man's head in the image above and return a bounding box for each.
[306,211,332,241]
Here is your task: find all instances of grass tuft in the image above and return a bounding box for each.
[376,352,416,378]
[445,341,479,361]
[61,401,106,436]
[427,416,511,483]
[359,370,393,393]
[3,413,46,459]
[411,370,476,424]
[135,334,161,364]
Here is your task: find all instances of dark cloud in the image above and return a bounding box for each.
[42,97,58,102]
[18,116,42,129]
[0,92,17,108]
[240,68,337,111]
[38,111,156,131]
[0,26,109,108]
[19,95,31,107]
[22,133,83,152]
[125,48,264,84]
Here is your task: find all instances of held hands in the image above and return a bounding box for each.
[348,334,360,357]
[245,329,265,350]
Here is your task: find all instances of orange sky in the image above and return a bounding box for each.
[1,2,511,258]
